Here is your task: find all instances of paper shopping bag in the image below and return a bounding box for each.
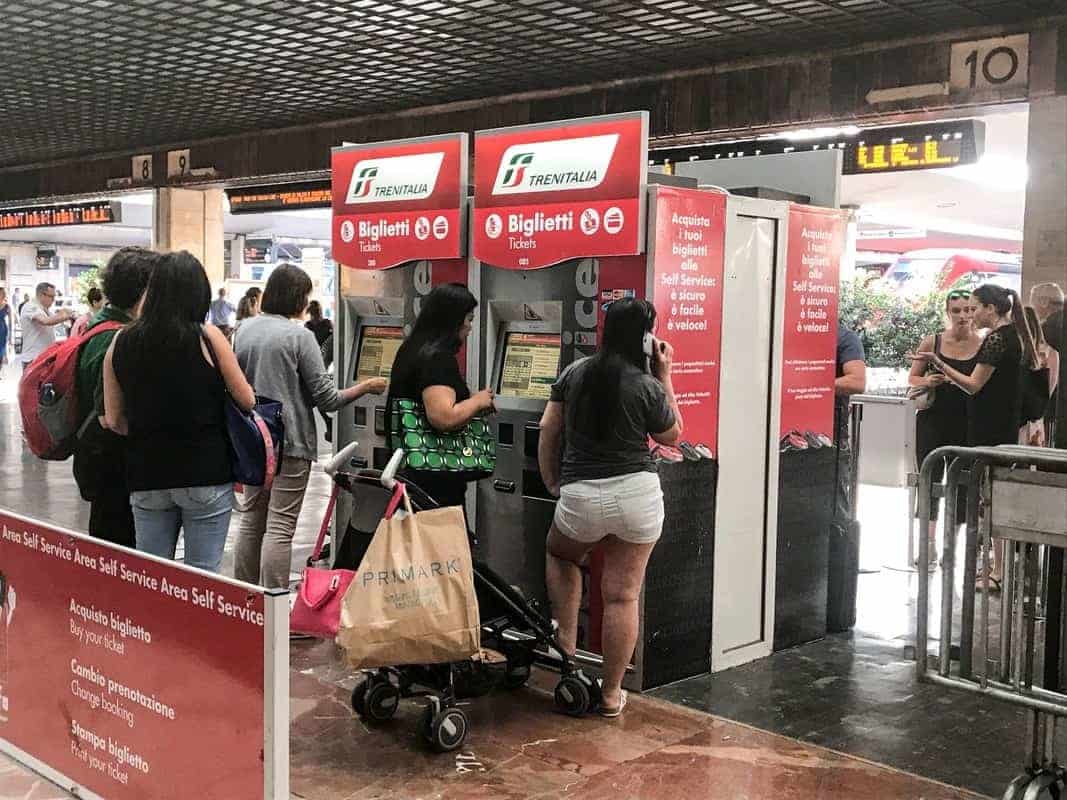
[336,485,481,669]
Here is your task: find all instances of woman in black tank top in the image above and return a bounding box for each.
[908,290,981,562]
[104,252,256,573]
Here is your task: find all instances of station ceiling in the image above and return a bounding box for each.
[0,0,1059,169]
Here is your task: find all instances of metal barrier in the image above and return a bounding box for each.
[916,445,1067,800]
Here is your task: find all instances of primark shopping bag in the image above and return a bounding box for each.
[336,484,480,669]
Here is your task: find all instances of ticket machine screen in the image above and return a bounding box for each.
[354,325,403,381]
[497,332,561,400]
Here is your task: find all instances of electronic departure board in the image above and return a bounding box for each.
[0,201,121,230]
[227,181,332,214]
[498,332,561,400]
[355,325,404,381]
[648,119,985,176]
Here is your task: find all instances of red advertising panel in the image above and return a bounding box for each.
[0,511,278,799]
[332,133,468,270]
[473,112,648,270]
[650,187,727,456]
[779,205,847,442]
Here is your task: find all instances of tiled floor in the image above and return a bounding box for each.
[285,640,983,800]
[0,373,1034,799]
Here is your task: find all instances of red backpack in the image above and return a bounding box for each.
[18,322,123,460]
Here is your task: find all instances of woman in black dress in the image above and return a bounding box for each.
[387,283,495,509]
[908,289,981,564]
[914,284,1039,587]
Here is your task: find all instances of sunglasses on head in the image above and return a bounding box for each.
[947,290,972,300]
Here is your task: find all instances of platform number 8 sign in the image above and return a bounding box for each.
[950,35,1029,93]
[132,154,153,182]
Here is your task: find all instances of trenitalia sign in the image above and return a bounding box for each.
[331,134,466,270]
[344,152,444,204]
[473,112,648,270]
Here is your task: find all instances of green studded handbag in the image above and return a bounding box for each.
[389,397,496,479]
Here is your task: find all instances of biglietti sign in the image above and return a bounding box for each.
[473,113,648,270]
[331,134,467,270]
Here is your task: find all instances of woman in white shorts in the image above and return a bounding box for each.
[538,298,682,718]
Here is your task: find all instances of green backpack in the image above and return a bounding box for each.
[389,397,496,480]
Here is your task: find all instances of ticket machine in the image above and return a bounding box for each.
[473,269,592,606]
[331,133,470,539]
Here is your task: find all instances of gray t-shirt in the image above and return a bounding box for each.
[234,313,345,462]
[552,357,674,486]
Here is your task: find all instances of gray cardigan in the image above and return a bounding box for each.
[234,313,344,462]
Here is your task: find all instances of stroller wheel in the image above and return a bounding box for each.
[364,681,401,723]
[554,675,592,717]
[422,706,469,753]
[351,681,368,716]
[503,663,531,690]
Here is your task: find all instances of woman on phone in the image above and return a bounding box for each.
[907,289,981,564]
[538,299,682,718]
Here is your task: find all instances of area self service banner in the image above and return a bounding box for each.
[473,112,648,269]
[779,205,846,445]
[332,133,468,269]
[650,187,726,456]
[0,510,286,799]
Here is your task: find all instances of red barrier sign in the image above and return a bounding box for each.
[650,187,727,455]
[332,134,467,270]
[779,205,846,441]
[473,113,647,270]
[0,511,285,799]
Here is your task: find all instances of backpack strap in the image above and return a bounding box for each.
[75,321,125,440]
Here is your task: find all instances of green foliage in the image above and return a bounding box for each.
[839,278,945,369]
[70,265,102,304]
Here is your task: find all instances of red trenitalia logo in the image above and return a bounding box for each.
[500,153,534,188]
[350,166,379,199]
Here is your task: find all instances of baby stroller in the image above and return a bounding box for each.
[320,443,602,752]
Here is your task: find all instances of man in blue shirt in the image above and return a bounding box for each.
[208,287,236,340]
[828,324,866,633]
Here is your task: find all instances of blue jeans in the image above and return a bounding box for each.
[131,484,234,573]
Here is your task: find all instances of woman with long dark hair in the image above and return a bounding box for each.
[913,284,1039,590]
[103,251,255,572]
[915,284,1038,447]
[538,299,682,718]
[387,283,493,509]
[304,300,333,347]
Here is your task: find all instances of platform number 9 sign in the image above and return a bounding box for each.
[950,35,1028,93]
[167,148,192,178]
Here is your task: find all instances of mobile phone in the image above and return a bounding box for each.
[643,332,655,371]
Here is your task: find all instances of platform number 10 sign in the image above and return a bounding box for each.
[950,34,1029,93]
[167,148,191,178]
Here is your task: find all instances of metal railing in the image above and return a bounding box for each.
[916,445,1067,800]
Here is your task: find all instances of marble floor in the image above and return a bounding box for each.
[0,372,1030,798]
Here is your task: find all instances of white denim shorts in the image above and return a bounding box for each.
[554,471,665,545]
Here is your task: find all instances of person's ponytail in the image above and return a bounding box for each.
[1006,289,1039,370]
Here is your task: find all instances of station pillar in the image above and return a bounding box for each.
[153,187,226,287]
[1021,92,1067,299]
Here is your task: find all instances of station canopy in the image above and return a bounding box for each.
[1,0,1059,168]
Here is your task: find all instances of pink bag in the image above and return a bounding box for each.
[289,484,355,638]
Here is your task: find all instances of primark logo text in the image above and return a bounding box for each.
[344,151,445,204]
[360,558,462,587]
[491,134,619,195]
